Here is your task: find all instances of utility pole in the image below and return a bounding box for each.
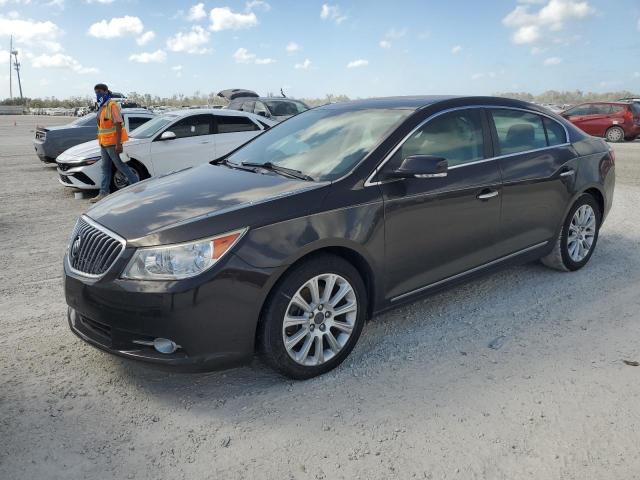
[9,35,13,99]
[12,48,23,101]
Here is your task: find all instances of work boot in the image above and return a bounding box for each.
[90,193,107,204]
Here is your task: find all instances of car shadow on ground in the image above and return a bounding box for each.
[100,231,639,408]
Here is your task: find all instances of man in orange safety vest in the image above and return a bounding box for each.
[90,83,138,203]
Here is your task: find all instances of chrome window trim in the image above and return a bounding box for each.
[364,105,570,187]
[390,240,549,303]
[65,214,127,280]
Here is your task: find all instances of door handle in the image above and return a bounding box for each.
[199,141,211,144]
[560,169,575,178]
[477,189,499,200]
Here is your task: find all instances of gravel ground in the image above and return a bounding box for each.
[1,115,640,480]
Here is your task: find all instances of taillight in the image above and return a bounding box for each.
[623,108,633,122]
[609,148,615,165]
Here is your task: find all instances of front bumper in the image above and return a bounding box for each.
[64,251,276,371]
[57,161,101,190]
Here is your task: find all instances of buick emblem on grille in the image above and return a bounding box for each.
[70,235,81,259]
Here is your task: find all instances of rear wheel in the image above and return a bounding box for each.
[259,254,367,379]
[541,194,601,271]
[605,126,625,143]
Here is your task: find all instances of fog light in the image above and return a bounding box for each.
[153,338,179,354]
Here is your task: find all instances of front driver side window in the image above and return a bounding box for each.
[396,109,485,167]
[168,115,213,139]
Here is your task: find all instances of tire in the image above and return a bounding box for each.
[111,161,143,192]
[259,254,367,379]
[541,194,601,272]
[605,126,625,143]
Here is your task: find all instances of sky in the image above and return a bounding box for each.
[0,0,639,100]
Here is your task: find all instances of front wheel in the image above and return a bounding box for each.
[111,162,142,191]
[541,194,601,271]
[259,254,367,379]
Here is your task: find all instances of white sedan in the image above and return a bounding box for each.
[56,109,276,191]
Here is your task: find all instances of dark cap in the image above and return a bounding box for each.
[94,83,109,91]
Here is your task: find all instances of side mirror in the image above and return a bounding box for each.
[256,111,269,118]
[159,131,176,141]
[385,155,448,179]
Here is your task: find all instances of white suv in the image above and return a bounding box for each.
[57,109,276,191]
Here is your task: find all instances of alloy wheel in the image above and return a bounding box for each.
[606,127,623,142]
[113,169,140,190]
[567,204,596,262]
[282,273,357,366]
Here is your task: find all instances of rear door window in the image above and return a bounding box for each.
[216,116,260,133]
[490,109,547,155]
[543,117,567,146]
[609,105,625,114]
[167,114,213,138]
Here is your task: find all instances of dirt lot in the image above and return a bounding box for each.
[1,115,640,480]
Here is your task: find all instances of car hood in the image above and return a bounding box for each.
[87,163,327,245]
[57,140,100,161]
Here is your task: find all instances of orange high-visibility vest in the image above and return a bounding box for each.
[97,100,128,147]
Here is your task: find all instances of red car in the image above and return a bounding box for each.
[562,101,640,142]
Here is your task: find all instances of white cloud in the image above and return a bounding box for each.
[88,16,144,38]
[209,7,257,32]
[634,72,640,78]
[136,31,155,46]
[187,3,206,21]
[294,58,312,70]
[503,0,594,45]
[346,59,368,68]
[166,26,210,54]
[471,73,485,80]
[171,64,183,77]
[320,4,347,24]
[530,46,546,54]
[45,0,64,8]
[246,0,270,11]
[378,28,407,49]
[86,0,115,3]
[32,53,98,74]
[233,47,274,65]
[286,41,301,54]
[544,56,562,65]
[451,45,462,54]
[0,15,63,51]
[513,24,540,43]
[129,49,166,63]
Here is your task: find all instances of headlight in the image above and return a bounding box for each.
[66,156,101,166]
[122,228,247,280]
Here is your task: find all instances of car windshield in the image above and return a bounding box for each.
[226,107,412,181]
[264,100,308,116]
[130,114,177,139]
[70,113,97,126]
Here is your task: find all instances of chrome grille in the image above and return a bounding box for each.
[35,130,46,141]
[68,217,125,276]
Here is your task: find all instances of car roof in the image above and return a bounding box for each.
[232,97,307,103]
[122,108,154,115]
[162,108,277,124]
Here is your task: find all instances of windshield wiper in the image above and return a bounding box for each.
[213,157,261,173]
[240,161,314,181]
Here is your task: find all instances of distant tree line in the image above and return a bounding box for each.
[2,90,636,109]
[494,90,638,104]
